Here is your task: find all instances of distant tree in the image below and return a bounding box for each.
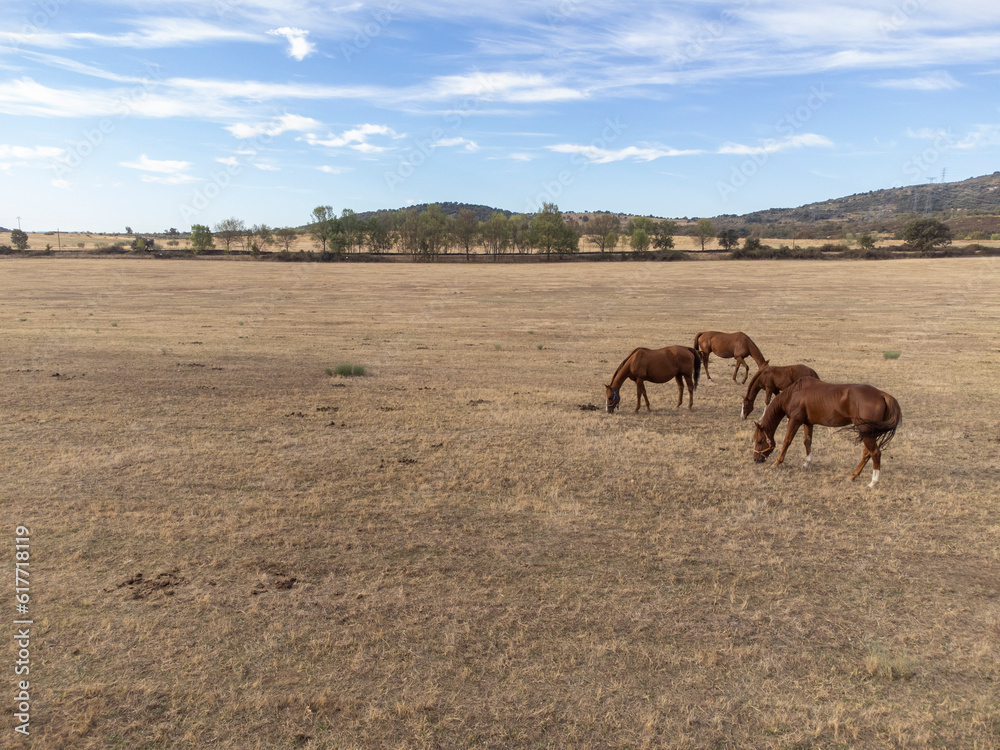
[189,224,214,255]
[901,217,952,251]
[604,231,619,254]
[652,220,677,250]
[125,226,133,235]
[742,236,763,253]
[630,228,651,254]
[10,228,28,251]
[250,224,274,256]
[857,233,876,251]
[364,213,395,254]
[453,208,479,259]
[340,209,362,253]
[694,218,716,250]
[717,228,740,251]
[166,227,180,236]
[274,227,298,252]
[214,217,245,253]
[625,216,656,236]
[586,213,620,252]
[529,203,579,257]
[480,212,510,258]
[509,214,532,254]
[417,204,449,257]
[309,205,338,253]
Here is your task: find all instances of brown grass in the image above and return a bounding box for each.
[2,257,999,748]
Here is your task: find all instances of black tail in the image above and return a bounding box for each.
[687,346,701,388]
[852,394,902,450]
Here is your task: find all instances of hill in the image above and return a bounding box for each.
[711,172,1000,232]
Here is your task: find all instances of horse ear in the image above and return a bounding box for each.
[753,421,762,430]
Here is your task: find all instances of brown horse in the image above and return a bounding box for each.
[693,331,766,383]
[740,363,820,420]
[751,377,902,487]
[605,346,701,413]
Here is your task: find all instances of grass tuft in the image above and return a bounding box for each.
[334,363,366,377]
[883,350,901,359]
[864,643,916,681]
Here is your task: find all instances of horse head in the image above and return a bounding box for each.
[604,384,620,413]
[752,421,775,462]
[740,397,754,420]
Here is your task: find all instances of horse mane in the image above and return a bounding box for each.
[745,365,764,393]
[746,336,766,364]
[610,347,642,385]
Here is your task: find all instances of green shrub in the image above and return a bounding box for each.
[334,363,366,377]
[883,351,901,360]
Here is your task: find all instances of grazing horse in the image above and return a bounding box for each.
[751,377,902,488]
[605,346,701,413]
[740,363,820,420]
[693,331,767,383]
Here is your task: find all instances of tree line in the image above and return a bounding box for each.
[185,204,725,259]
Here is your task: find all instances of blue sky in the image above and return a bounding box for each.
[2,0,1000,232]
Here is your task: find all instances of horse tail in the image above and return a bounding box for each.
[687,346,701,387]
[853,394,902,450]
[693,331,705,351]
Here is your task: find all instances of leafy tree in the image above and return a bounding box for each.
[717,228,740,251]
[742,236,763,253]
[625,216,656,236]
[857,233,876,251]
[275,227,298,252]
[364,213,395,254]
[604,231,619,254]
[250,224,274,256]
[10,228,29,251]
[509,214,532,254]
[694,218,716,250]
[585,213,620,252]
[453,208,479,259]
[214,217,245,253]
[901,217,952,251]
[530,203,579,257]
[417,204,449,257]
[630,228,650,254]
[309,205,338,253]
[480,212,510,257]
[652,220,677,250]
[340,209,362,253]
[189,224,215,255]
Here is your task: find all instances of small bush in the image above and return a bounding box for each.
[864,643,915,681]
[334,363,366,377]
[883,351,901,360]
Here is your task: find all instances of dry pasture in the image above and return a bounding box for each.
[2,257,999,749]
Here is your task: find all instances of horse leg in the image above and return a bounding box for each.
[849,441,873,482]
[674,375,684,407]
[802,424,814,468]
[734,356,750,383]
[637,379,651,411]
[683,374,695,409]
[774,419,802,466]
[702,352,713,381]
[853,436,882,487]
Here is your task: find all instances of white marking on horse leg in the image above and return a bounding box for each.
[867,469,880,488]
[803,452,813,469]
[740,405,746,419]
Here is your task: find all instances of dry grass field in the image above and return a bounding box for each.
[2,257,999,749]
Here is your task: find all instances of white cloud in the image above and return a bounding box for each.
[547,144,702,163]
[716,133,834,156]
[226,113,323,139]
[304,124,403,153]
[873,71,962,90]
[422,72,586,103]
[435,137,480,152]
[216,156,241,167]
[120,154,198,184]
[955,124,1000,149]
[253,163,281,171]
[318,165,351,174]
[0,144,67,161]
[52,179,70,189]
[267,27,316,61]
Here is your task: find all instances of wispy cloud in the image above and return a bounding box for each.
[955,123,1000,149]
[873,71,962,90]
[548,144,702,163]
[435,137,480,152]
[304,124,403,153]
[267,27,316,61]
[120,154,198,184]
[226,113,323,139]
[717,133,834,155]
